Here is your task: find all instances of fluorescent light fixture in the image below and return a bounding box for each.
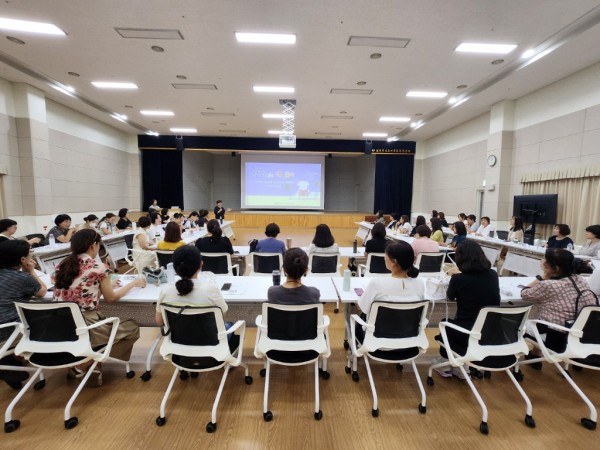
[170,127,197,133]
[448,97,457,104]
[111,114,128,123]
[140,110,174,116]
[0,17,65,35]
[262,113,293,119]
[362,132,388,138]
[348,36,410,48]
[268,130,285,135]
[410,122,417,128]
[379,116,410,122]
[450,97,469,108]
[236,32,296,44]
[387,137,399,142]
[253,85,295,93]
[115,28,183,40]
[330,88,372,95]
[406,91,447,98]
[51,85,75,95]
[92,81,138,89]
[455,43,517,54]
[145,131,160,136]
[521,48,536,59]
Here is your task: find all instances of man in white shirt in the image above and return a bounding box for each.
[475,216,495,237]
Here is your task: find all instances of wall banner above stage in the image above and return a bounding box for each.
[371,148,415,155]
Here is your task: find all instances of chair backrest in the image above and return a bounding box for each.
[201,252,233,275]
[496,230,509,240]
[250,252,283,275]
[308,252,340,275]
[365,253,390,275]
[263,303,321,341]
[500,252,540,277]
[415,252,445,274]
[156,250,174,268]
[124,233,134,250]
[564,306,600,358]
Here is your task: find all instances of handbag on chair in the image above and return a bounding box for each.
[143,266,167,285]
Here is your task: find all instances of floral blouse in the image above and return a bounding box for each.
[53,254,110,310]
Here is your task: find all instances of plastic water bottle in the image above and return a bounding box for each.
[567,243,574,252]
[166,263,175,283]
[352,239,358,254]
[49,234,56,247]
[132,222,137,231]
[343,269,351,291]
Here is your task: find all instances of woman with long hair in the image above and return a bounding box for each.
[443,221,467,248]
[307,224,339,254]
[267,248,320,304]
[430,218,444,243]
[507,216,524,242]
[53,229,145,385]
[365,222,388,256]
[116,208,132,230]
[410,215,426,237]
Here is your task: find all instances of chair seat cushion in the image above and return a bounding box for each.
[172,334,240,370]
[472,355,518,369]
[572,354,600,368]
[368,347,420,361]
[266,349,319,364]
[29,352,87,367]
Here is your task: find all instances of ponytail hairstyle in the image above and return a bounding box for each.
[54,229,100,289]
[282,248,309,279]
[100,212,115,223]
[206,219,223,239]
[118,208,128,219]
[385,242,419,278]
[83,214,98,223]
[172,246,202,296]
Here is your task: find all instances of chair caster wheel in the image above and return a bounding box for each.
[34,379,46,390]
[126,370,135,379]
[343,340,349,350]
[334,308,339,314]
[344,366,351,374]
[245,376,253,385]
[191,372,199,379]
[4,420,20,433]
[206,422,217,433]
[483,371,491,379]
[141,371,152,382]
[320,370,330,380]
[513,370,524,382]
[480,421,489,435]
[426,377,434,386]
[263,411,273,422]
[525,414,536,428]
[372,408,379,417]
[260,368,266,377]
[351,372,359,382]
[179,371,189,380]
[470,368,483,379]
[65,417,79,429]
[6,381,21,390]
[156,416,166,426]
[314,410,323,421]
[396,364,403,372]
[418,404,426,414]
[581,418,597,430]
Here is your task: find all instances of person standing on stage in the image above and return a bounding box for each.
[214,200,226,220]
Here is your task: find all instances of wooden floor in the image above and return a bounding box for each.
[2,225,599,448]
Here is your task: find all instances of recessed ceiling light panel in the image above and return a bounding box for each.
[263,113,293,119]
[236,32,296,44]
[455,42,517,54]
[379,116,411,122]
[348,36,410,48]
[362,132,388,138]
[171,83,217,90]
[92,81,138,89]
[406,91,447,98]
[253,86,295,93]
[330,89,372,95]
[0,17,65,35]
[114,28,183,40]
[170,127,197,133]
[268,130,284,134]
[201,112,235,117]
[140,110,174,116]
[321,115,354,120]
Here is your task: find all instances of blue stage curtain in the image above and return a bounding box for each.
[374,155,414,216]
[141,150,184,211]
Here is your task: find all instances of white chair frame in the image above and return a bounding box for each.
[200,252,240,276]
[358,253,390,277]
[248,252,283,276]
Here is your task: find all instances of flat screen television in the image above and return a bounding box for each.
[512,194,558,225]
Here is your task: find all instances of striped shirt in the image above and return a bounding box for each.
[0,269,41,341]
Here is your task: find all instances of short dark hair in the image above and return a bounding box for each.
[554,224,571,236]
[371,222,386,239]
[164,222,182,243]
[199,209,209,218]
[265,223,280,237]
[453,221,467,236]
[0,219,17,232]
[391,213,400,221]
[481,216,490,224]
[188,211,199,219]
[454,240,491,273]
[207,219,222,238]
[430,218,442,232]
[118,208,128,218]
[438,212,446,220]
[385,242,419,278]
[415,216,426,227]
[401,215,410,224]
[149,212,159,223]
[216,200,222,204]
[282,248,308,279]
[0,240,30,269]
[83,214,98,222]
[138,216,151,228]
[544,248,575,278]
[416,225,431,238]
[431,210,438,217]
[586,224,600,239]
[458,213,467,221]
[312,224,335,248]
[467,214,476,222]
[173,246,202,296]
[54,214,71,226]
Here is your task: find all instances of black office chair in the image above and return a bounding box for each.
[24,234,45,248]
[156,250,174,268]
[249,253,283,275]
[496,230,509,240]
[201,253,239,275]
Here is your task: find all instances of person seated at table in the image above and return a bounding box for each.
[545,224,573,249]
[430,218,444,244]
[133,216,158,269]
[53,229,145,385]
[457,213,467,225]
[43,214,75,245]
[475,216,495,237]
[197,209,210,227]
[410,215,426,237]
[195,219,234,255]
[438,212,449,228]
[160,207,170,224]
[372,210,385,225]
[158,222,186,251]
[183,211,200,230]
[256,223,286,254]
[398,215,413,235]
[307,224,339,255]
[0,240,47,388]
[411,225,440,258]
[579,224,600,257]
[172,212,185,231]
[507,216,524,242]
[0,219,41,246]
[155,246,227,326]
[76,214,100,233]
[365,222,388,256]
[432,240,500,379]
[521,249,597,362]
[442,221,467,248]
[148,199,161,214]
[267,248,320,305]
[147,212,164,243]
[387,213,400,230]
[358,242,424,318]
[466,215,478,234]
[98,213,117,236]
[116,208,133,230]
[431,210,438,220]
